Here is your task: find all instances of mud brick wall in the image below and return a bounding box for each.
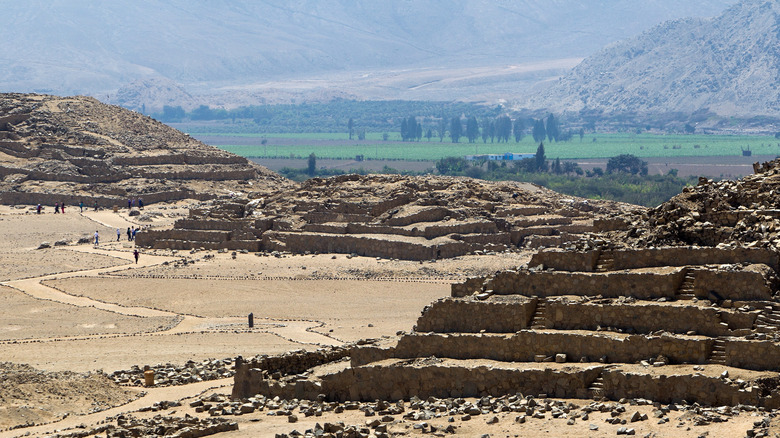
[0,189,209,208]
[304,212,374,224]
[173,219,254,231]
[113,154,246,166]
[136,229,230,245]
[393,332,711,365]
[414,298,536,333]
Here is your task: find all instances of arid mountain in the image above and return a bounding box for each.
[524,0,780,118]
[0,1,735,106]
[0,93,290,206]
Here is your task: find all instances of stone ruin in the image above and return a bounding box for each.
[137,174,636,259]
[233,245,780,408]
[0,93,287,207]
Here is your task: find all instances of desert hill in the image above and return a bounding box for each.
[0,93,290,207]
[523,0,780,118]
[0,1,735,105]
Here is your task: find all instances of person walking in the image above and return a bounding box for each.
[131,227,137,241]
[93,230,99,246]
[79,201,84,212]
[116,228,121,241]
[61,203,65,214]
[94,201,98,211]
[54,202,59,214]
[127,227,132,241]
[36,204,41,214]
[133,249,139,264]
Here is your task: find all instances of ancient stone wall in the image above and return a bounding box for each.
[392,332,711,365]
[414,298,535,333]
[530,247,779,272]
[452,267,774,301]
[249,362,763,407]
[0,189,209,208]
[414,297,758,337]
[232,347,350,400]
[261,231,484,260]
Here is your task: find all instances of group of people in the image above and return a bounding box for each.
[118,226,139,242]
[128,198,144,209]
[36,200,95,214]
[94,230,140,263]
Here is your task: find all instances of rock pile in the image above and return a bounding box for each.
[138,174,637,259]
[45,414,237,438]
[628,159,780,249]
[0,93,289,207]
[108,358,235,386]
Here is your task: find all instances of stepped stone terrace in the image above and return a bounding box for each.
[137,174,636,260]
[233,245,780,408]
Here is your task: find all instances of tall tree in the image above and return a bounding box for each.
[496,115,512,142]
[425,128,433,142]
[546,113,560,142]
[532,119,546,143]
[535,142,547,172]
[438,117,447,142]
[514,118,525,142]
[450,117,462,143]
[307,153,316,176]
[481,118,490,143]
[401,119,408,141]
[466,116,479,143]
[348,117,354,140]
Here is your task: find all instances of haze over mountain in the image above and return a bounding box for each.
[1,0,735,109]
[524,0,780,119]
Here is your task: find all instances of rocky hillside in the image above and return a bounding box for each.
[0,1,735,104]
[524,0,780,118]
[0,93,290,207]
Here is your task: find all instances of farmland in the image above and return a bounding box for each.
[191,132,780,162]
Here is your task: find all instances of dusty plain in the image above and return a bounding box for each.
[0,202,777,437]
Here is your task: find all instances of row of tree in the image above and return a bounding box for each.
[397,114,584,144]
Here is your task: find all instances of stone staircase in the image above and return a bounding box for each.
[529,299,547,329]
[587,372,606,399]
[709,338,727,365]
[676,270,697,300]
[595,251,615,272]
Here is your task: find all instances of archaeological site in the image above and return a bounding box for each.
[3,93,780,437]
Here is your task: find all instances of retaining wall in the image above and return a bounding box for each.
[414,297,757,337]
[452,267,773,301]
[392,332,711,365]
[530,247,780,272]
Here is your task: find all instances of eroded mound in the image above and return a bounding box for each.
[627,159,780,249]
[0,93,291,207]
[138,174,639,259]
[0,362,137,430]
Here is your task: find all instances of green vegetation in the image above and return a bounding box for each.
[208,132,780,161]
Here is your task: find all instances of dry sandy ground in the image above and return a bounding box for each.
[0,202,774,437]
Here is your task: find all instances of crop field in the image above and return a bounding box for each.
[193,132,780,161]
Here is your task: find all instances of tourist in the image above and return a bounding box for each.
[79,201,84,212]
[139,198,144,209]
[116,228,121,241]
[131,227,137,241]
[128,199,132,209]
[54,202,59,214]
[127,227,131,241]
[94,201,98,211]
[61,203,65,214]
[93,230,99,246]
[133,249,139,264]
[36,204,41,214]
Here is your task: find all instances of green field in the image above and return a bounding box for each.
[195,132,780,161]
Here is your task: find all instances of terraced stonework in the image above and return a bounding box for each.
[233,246,780,407]
[137,174,637,259]
[0,93,289,207]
